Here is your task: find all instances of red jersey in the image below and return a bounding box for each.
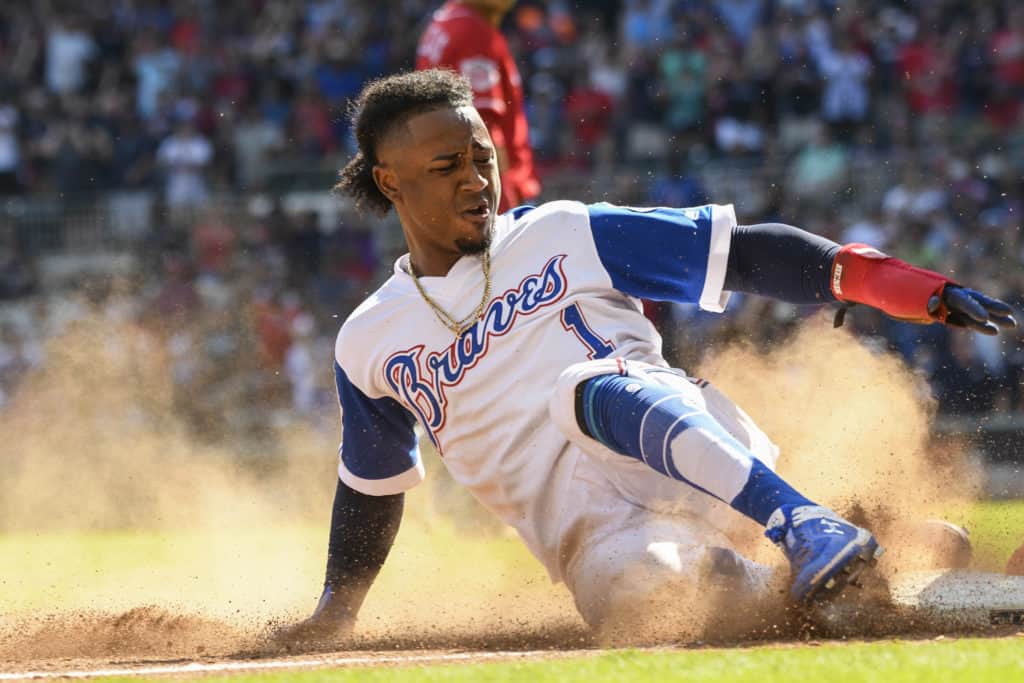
[417,1,540,212]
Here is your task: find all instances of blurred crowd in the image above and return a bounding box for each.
[0,0,1022,438]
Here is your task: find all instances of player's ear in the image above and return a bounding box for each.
[373,164,401,204]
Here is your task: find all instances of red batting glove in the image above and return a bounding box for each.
[831,244,1017,334]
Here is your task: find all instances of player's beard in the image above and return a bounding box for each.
[454,226,492,255]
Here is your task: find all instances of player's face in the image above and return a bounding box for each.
[375,105,500,274]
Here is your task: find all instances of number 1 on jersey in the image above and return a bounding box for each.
[561,303,615,359]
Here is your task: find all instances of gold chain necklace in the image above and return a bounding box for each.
[408,248,492,337]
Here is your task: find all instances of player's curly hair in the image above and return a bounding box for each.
[335,69,474,216]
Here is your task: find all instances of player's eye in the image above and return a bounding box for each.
[474,155,493,165]
[432,165,456,174]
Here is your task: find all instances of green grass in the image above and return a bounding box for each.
[0,487,563,623]
[86,638,1024,683]
[962,500,1024,570]
[0,523,334,618]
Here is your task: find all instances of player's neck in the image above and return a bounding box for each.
[404,235,465,277]
[457,0,505,27]
[408,251,461,277]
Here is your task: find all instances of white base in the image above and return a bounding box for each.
[890,570,1024,626]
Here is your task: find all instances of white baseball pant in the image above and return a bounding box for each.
[549,358,783,639]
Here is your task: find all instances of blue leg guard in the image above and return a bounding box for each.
[578,373,814,526]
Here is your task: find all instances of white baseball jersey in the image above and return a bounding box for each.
[334,200,737,579]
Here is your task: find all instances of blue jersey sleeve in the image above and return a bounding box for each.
[335,362,423,496]
[586,203,735,311]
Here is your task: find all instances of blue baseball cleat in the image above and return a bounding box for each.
[766,504,884,605]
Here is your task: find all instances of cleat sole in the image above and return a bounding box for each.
[802,541,883,605]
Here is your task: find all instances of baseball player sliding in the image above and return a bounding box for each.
[279,69,1016,644]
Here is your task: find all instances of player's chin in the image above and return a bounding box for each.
[455,233,490,255]
[454,213,493,254]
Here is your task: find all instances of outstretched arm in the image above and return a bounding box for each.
[724,223,1016,333]
[275,478,403,647]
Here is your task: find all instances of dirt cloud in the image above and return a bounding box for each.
[698,315,982,571]
[0,315,577,663]
[0,313,988,664]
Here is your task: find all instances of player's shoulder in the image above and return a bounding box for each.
[427,2,500,52]
[335,275,411,363]
[492,201,594,252]
[586,201,728,228]
[503,200,589,231]
[432,2,490,29]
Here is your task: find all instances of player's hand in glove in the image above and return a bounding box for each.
[930,286,1017,335]
[831,244,1018,334]
[266,586,355,653]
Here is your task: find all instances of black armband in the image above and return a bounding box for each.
[724,223,839,305]
[321,478,403,616]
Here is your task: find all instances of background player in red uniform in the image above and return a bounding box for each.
[417,0,540,212]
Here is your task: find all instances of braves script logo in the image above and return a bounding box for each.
[384,254,569,451]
